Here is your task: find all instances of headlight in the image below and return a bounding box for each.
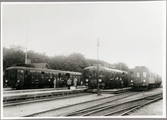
[143,80,146,83]
[48,79,50,81]
[5,80,8,82]
[17,80,20,82]
[131,80,133,82]
[86,79,89,82]
[99,79,102,82]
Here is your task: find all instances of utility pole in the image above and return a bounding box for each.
[25,8,29,64]
[97,38,101,96]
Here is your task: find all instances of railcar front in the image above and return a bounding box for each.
[128,67,149,89]
[83,66,98,89]
[128,66,162,89]
[4,67,25,89]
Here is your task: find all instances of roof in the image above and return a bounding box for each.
[30,63,50,69]
[6,66,81,75]
[84,65,125,73]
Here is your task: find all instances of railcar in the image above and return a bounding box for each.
[83,65,128,89]
[3,65,82,89]
[128,66,162,89]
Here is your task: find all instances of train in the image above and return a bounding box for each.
[128,66,162,89]
[83,65,129,89]
[3,64,162,90]
[3,65,82,90]
[83,65,162,90]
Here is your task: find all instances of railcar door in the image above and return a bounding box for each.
[129,71,134,86]
[24,70,31,89]
[135,71,142,84]
[83,69,89,86]
[77,75,81,85]
[91,70,97,89]
[110,72,115,89]
[40,71,45,88]
[104,71,110,89]
[9,70,17,88]
[60,73,65,87]
[16,70,24,89]
[122,72,128,87]
[30,70,35,88]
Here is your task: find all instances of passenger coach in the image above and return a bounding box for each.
[128,66,162,89]
[83,65,128,89]
[3,64,82,89]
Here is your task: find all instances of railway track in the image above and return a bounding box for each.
[22,91,140,117]
[65,92,162,116]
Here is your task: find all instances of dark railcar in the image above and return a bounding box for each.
[128,66,162,89]
[83,66,128,89]
[3,66,82,89]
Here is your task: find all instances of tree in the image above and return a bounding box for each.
[113,62,129,71]
[3,45,129,72]
[3,45,25,70]
[27,50,50,63]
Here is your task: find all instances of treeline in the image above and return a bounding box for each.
[3,45,129,72]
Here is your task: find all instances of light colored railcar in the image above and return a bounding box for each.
[128,66,162,89]
[83,65,128,89]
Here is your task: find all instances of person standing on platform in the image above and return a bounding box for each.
[53,77,56,88]
[67,77,72,89]
[74,76,78,89]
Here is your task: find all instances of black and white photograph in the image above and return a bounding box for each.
[1,1,166,119]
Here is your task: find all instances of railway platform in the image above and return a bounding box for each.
[87,87,132,94]
[3,88,87,102]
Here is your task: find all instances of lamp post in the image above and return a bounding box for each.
[97,38,101,96]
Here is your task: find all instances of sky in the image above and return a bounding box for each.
[1,1,166,76]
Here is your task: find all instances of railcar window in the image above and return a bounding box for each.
[112,72,115,77]
[137,72,140,77]
[130,72,134,77]
[50,73,52,78]
[17,70,24,79]
[143,72,147,77]
[46,72,49,78]
[89,70,92,76]
[99,71,103,75]
[110,72,112,77]
[93,70,96,77]
[32,72,34,78]
[53,73,56,78]
[78,76,80,80]
[99,71,103,78]
[11,70,15,77]
[5,71,8,77]
[41,72,44,78]
[25,71,28,78]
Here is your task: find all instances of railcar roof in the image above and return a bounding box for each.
[84,66,126,73]
[5,66,81,75]
[128,66,160,76]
